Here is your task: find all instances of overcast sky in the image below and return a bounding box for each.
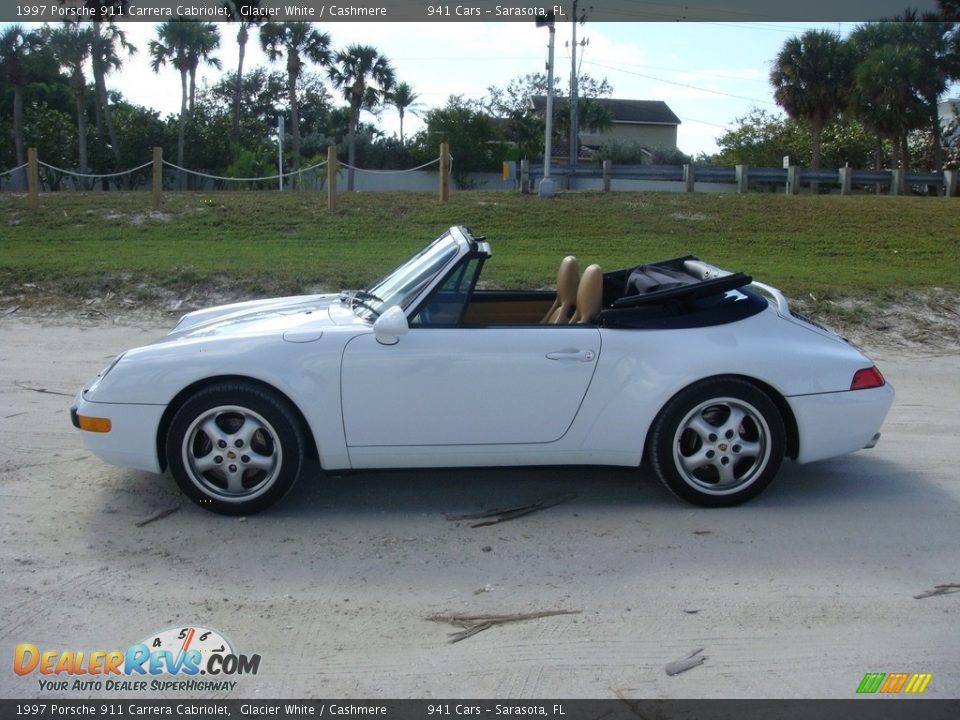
[12,20,960,157]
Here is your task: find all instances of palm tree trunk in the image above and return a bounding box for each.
[73,72,89,191]
[288,69,301,178]
[92,20,122,184]
[232,27,247,147]
[347,115,357,191]
[189,66,197,116]
[347,98,360,191]
[399,108,405,145]
[13,85,26,190]
[874,135,883,196]
[178,68,188,190]
[810,120,823,195]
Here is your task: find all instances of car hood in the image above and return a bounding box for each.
[164,293,352,343]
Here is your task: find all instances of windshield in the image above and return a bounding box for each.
[352,232,460,321]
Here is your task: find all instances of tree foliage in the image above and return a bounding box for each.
[770,30,850,170]
[260,21,331,173]
[415,95,504,188]
[328,44,395,189]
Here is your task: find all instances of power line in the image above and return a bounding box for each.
[584,59,778,107]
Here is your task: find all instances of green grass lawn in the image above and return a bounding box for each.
[1,190,957,301]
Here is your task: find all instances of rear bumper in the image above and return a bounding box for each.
[72,393,165,474]
[787,383,895,464]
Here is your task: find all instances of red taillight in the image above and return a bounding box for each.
[851,366,885,390]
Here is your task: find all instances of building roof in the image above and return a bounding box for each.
[530,97,681,126]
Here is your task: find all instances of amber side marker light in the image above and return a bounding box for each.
[851,366,886,391]
[77,415,112,433]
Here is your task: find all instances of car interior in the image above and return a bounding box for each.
[414,251,756,329]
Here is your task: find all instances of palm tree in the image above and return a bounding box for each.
[848,22,930,175]
[47,24,95,187]
[328,44,395,190]
[386,81,423,144]
[223,0,265,146]
[892,10,957,173]
[260,22,332,175]
[90,18,136,173]
[150,19,216,188]
[64,2,132,178]
[0,25,33,188]
[770,30,850,191]
[187,23,222,114]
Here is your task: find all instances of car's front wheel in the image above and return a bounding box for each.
[648,378,785,507]
[166,382,305,515]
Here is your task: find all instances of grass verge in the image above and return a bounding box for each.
[2,189,958,303]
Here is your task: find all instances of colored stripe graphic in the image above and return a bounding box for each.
[904,673,933,694]
[880,672,910,693]
[856,672,932,694]
[857,673,886,694]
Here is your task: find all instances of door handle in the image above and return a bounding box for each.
[546,349,596,362]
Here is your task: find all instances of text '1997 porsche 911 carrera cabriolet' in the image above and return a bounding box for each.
[72,226,894,514]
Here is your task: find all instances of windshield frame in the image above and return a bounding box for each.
[351,228,471,322]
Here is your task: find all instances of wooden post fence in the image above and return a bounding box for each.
[327,145,338,211]
[439,142,450,203]
[602,160,612,192]
[27,148,39,210]
[152,147,163,210]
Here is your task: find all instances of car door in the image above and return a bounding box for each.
[340,325,601,447]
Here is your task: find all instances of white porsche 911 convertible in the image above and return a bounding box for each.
[72,226,894,514]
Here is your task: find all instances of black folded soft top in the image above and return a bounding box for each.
[598,256,764,329]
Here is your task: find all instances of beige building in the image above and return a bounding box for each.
[531,97,681,152]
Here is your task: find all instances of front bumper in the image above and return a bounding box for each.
[72,392,165,474]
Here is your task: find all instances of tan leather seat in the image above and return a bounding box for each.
[541,255,580,324]
[572,264,603,324]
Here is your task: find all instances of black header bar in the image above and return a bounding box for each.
[4,0,945,24]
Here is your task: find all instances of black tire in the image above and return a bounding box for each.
[166,381,305,515]
[648,377,785,507]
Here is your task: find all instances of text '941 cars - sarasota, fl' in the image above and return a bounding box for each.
[72,226,893,515]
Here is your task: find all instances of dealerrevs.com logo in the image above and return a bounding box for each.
[14,626,260,693]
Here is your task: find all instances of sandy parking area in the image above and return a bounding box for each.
[1,315,958,699]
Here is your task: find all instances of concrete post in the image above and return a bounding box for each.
[838,167,852,196]
[683,163,695,193]
[520,159,529,193]
[27,148,39,210]
[327,145,337,211]
[602,160,612,192]
[735,164,749,194]
[891,170,903,196]
[944,170,957,198]
[786,166,800,195]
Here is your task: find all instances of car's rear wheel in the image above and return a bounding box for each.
[649,378,785,507]
[166,382,304,515]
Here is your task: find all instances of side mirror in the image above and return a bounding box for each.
[373,305,409,345]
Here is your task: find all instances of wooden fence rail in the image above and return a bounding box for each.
[18,146,452,210]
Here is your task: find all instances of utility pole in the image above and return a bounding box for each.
[536,11,556,197]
